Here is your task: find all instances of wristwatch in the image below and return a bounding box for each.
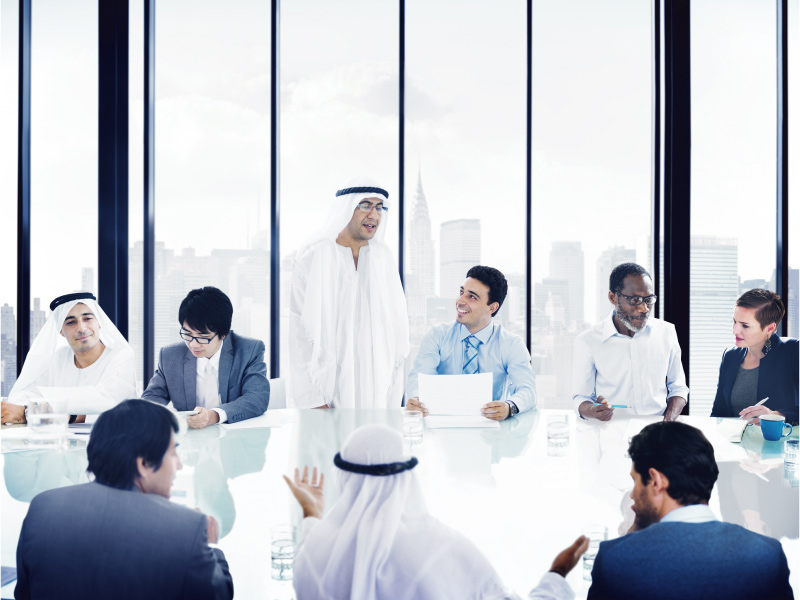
[505,400,519,419]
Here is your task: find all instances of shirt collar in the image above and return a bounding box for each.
[660,504,717,524]
[459,321,495,344]
[602,310,652,342]
[195,338,224,375]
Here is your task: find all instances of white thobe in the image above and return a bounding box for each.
[295,516,574,600]
[8,344,137,417]
[290,241,405,408]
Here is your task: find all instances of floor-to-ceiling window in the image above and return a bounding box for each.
[530,0,654,410]
[690,0,777,416]
[0,0,19,396]
[404,0,527,381]
[151,0,272,384]
[2,0,795,412]
[279,0,399,390]
[788,0,799,339]
[28,0,98,361]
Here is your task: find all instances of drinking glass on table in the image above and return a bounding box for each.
[582,524,608,581]
[271,524,296,582]
[27,399,69,447]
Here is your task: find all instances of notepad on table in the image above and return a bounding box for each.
[418,373,499,429]
[716,418,748,443]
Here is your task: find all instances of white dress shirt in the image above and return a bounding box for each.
[572,311,689,417]
[195,339,227,423]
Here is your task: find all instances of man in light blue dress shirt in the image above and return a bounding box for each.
[406,265,536,421]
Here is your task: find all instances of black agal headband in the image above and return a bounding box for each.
[333,452,418,476]
[335,186,389,199]
[50,292,96,312]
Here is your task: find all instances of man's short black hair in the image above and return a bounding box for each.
[178,286,233,337]
[465,265,508,317]
[628,421,719,506]
[609,262,652,294]
[87,399,179,490]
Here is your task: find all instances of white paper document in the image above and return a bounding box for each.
[418,373,499,428]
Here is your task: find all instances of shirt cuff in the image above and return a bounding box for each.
[573,396,594,419]
[212,407,228,423]
[527,571,575,599]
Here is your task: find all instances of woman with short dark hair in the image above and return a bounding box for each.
[711,289,798,425]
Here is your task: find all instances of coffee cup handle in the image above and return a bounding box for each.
[783,423,793,438]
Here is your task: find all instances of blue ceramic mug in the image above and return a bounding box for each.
[760,414,793,441]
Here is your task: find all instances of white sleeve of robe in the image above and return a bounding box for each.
[8,345,136,416]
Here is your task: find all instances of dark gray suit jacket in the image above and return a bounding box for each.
[15,482,233,600]
[142,331,269,422]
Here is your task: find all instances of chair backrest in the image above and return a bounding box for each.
[268,377,286,410]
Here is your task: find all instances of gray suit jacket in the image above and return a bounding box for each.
[142,331,269,422]
[15,481,233,600]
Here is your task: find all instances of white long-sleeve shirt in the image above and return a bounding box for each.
[572,311,689,417]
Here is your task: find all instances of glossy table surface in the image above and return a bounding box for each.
[2,409,798,599]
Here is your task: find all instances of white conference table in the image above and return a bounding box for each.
[2,408,798,599]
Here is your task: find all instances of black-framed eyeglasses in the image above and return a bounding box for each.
[618,293,658,307]
[179,329,218,344]
[356,201,388,213]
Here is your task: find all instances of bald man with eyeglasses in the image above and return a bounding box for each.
[142,286,270,428]
[572,263,688,422]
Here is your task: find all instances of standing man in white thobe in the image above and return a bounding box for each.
[1,292,137,424]
[289,178,409,409]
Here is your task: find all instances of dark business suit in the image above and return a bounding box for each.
[15,482,233,600]
[588,520,793,600]
[142,331,270,422]
[710,334,799,424]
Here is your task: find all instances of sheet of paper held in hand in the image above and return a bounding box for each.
[419,373,499,429]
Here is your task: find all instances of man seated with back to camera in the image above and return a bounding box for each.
[142,286,269,428]
[587,421,793,600]
[15,399,233,600]
[284,424,588,599]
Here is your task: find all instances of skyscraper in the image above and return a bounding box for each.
[408,169,435,299]
[596,245,636,322]
[690,236,738,416]
[407,169,435,325]
[549,241,584,326]
[1,303,16,396]
[81,267,95,294]
[789,268,799,339]
[439,219,480,301]
[30,298,46,342]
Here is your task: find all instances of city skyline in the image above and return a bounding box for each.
[5,216,796,413]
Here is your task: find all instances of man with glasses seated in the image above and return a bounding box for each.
[289,177,409,409]
[572,263,688,422]
[142,286,269,428]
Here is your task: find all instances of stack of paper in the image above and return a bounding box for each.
[418,373,500,429]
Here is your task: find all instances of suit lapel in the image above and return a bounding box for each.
[183,349,196,409]
[218,334,234,404]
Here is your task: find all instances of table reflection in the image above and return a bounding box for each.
[1,410,797,600]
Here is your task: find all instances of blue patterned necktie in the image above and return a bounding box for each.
[463,335,480,375]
